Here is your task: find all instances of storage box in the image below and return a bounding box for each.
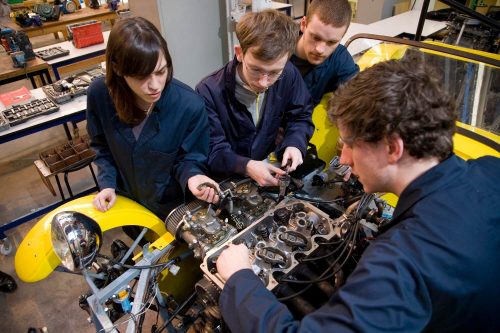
[39,134,95,173]
[67,21,104,49]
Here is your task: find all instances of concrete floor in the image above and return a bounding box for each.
[0,30,163,333]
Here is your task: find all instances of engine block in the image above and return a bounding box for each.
[201,198,338,290]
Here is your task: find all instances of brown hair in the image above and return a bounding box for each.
[236,9,299,61]
[328,59,456,161]
[306,0,352,29]
[106,17,173,125]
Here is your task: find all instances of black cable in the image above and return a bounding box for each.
[299,221,355,262]
[153,290,197,333]
[98,250,193,270]
[316,238,343,246]
[277,222,359,300]
[281,223,358,284]
[293,195,345,204]
[302,227,358,284]
[299,235,347,262]
[277,280,314,301]
[277,196,370,300]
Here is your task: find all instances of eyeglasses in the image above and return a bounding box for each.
[242,58,284,81]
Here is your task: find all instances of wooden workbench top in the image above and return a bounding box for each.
[0,54,48,80]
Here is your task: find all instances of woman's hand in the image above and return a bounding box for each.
[92,188,116,212]
[188,175,220,203]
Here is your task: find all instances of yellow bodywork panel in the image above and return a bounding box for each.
[356,44,408,71]
[423,41,500,68]
[15,195,168,283]
[309,93,339,163]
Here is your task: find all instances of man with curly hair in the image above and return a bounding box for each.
[216,59,500,333]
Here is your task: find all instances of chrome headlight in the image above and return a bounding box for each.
[50,211,102,272]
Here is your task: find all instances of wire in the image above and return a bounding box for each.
[277,220,360,300]
[299,235,348,262]
[99,279,160,333]
[299,218,356,262]
[153,290,198,333]
[98,250,192,270]
[276,195,375,301]
[293,194,345,204]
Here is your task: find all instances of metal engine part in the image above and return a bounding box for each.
[165,178,276,259]
[200,198,337,291]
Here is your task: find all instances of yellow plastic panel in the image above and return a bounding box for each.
[453,133,500,160]
[15,195,167,283]
[309,93,340,163]
[357,43,408,71]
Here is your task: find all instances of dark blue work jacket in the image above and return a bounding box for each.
[86,77,209,219]
[195,58,314,179]
[291,44,359,105]
[219,154,500,333]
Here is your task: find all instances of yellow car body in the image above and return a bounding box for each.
[15,195,169,282]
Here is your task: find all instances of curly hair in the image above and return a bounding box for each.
[328,59,457,161]
[106,17,173,125]
[236,9,299,61]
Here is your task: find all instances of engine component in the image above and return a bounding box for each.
[166,178,276,259]
[200,198,335,290]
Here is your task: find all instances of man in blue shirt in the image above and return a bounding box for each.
[215,59,500,332]
[292,0,359,105]
[196,10,314,187]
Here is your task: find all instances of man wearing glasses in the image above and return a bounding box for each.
[292,0,359,106]
[196,10,314,186]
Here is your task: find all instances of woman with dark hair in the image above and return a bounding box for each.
[86,17,218,223]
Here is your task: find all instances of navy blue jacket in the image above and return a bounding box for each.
[291,44,359,105]
[86,77,209,219]
[220,154,500,332]
[195,58,314,179]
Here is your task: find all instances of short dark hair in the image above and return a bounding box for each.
[106,17,173,125]
[236,9,299,61]
[306,0,352,29]
[328,59,456,161]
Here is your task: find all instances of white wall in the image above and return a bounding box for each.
[355,0,409,24]
[156,0,229,88]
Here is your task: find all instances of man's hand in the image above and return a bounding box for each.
[216,243,252,281]
[246,160,286,186]
[93,188,116,212]
[282,147,303,172]
[188,175,220,203]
